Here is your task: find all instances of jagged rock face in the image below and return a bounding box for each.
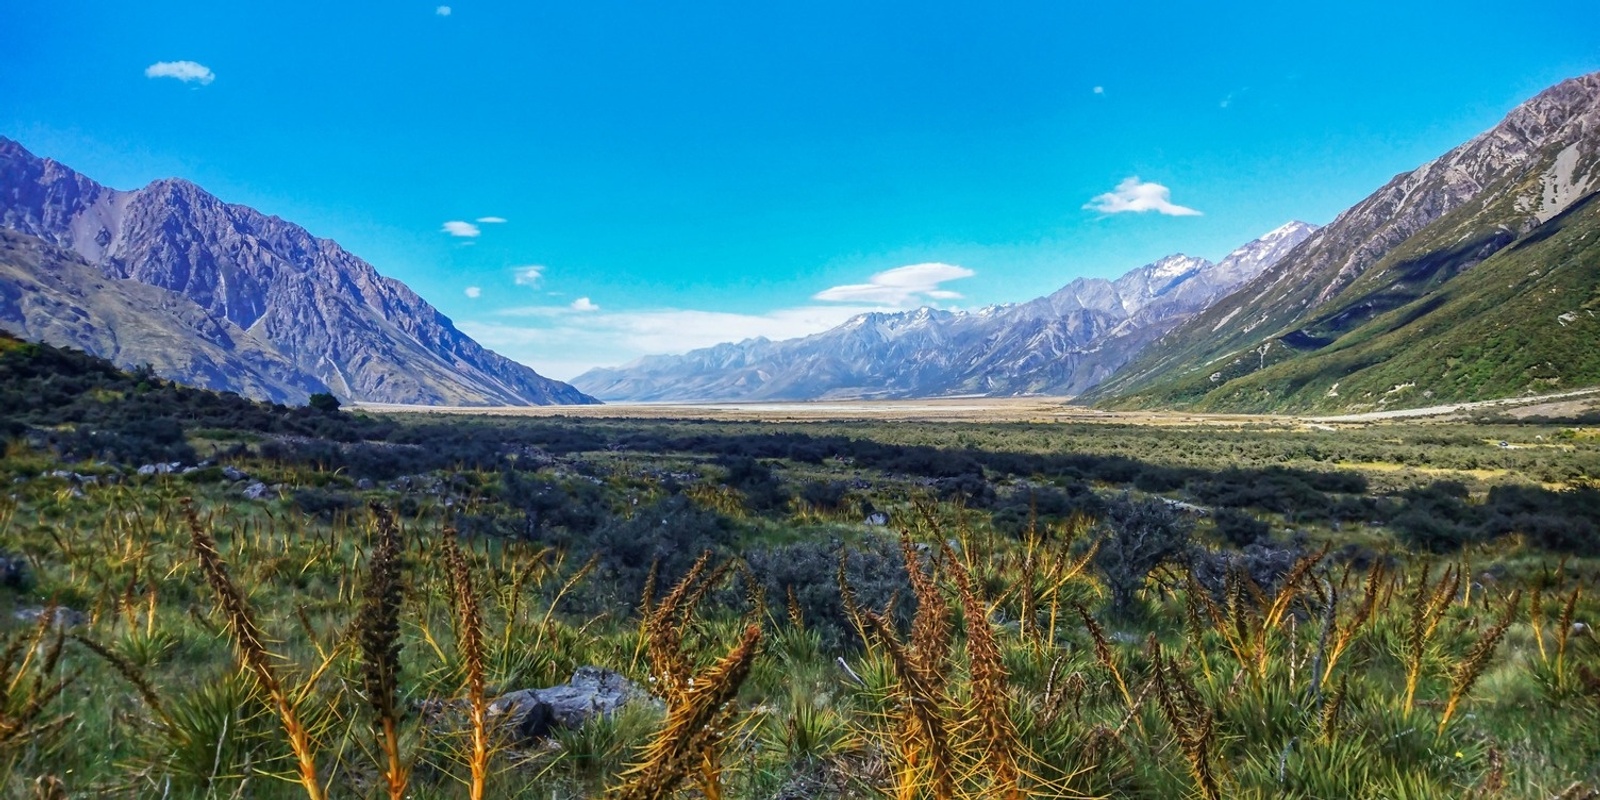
[1090,70,1600,411]
[571,222,1316,401]
[0,138,597,406]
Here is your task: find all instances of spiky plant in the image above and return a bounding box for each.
[1437,590,1521,734]
[0,607,76,753]
[358,504,408,800]
[184,501,325,800]
[442,528,488,800]
[862,609,957,800]
[1075,604,1132,708]
[1150,646,1221,800]
[945,545,1021,799]
[610,623,763,800]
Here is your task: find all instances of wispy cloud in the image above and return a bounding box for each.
[476,216,506,223]
[436,6,452,16]
[441,220,480,237]
[464,286,482,299]
[812,263,975,306]
[1092,85,1104,95]
[1084,177,1202,216]
[145,61,214,85]
[570,297,599,312]
[512,265,544,286]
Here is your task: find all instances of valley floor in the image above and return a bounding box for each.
[354,384,1600,426]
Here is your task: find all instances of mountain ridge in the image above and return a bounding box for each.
[1087,70,1600,413]
[0,137,597,406]
[571,221,1316,402]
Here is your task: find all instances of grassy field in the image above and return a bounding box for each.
[0,337,1597,798]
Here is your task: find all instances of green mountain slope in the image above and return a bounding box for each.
[1089,71,1600,413]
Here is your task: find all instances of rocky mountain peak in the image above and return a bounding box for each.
[571,222,1312,402]
[0,138,596,406]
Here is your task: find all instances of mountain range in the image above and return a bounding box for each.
[3,69,1596,414]
[1086,70,1600,412]
[571,222,1316,401]
[0,137,596,406]
[579,71,1600,412]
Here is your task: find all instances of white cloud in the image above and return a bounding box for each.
[1092,86,1104,95]
[812,263,975,306]
[476,216,506,223]
[570,297,599,312]
[145,61,215,85]
[441,220,481,237]
[512,265,544,286]
[436,5,452,15]
[1083,177,1202,216]
[464,286,482,299]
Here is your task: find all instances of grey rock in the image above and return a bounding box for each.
[242,482,272,500]
[865,512,889,526]
[356,478,374,490]
[488,666,650,742]
[13,606,87,629]
[221,466,248,482]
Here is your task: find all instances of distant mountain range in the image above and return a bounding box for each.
[0,137,596,406]
[5,69,1595,414]
[572,222,1316,401]
[578,71,1600,413]
[1085,70,1600,413]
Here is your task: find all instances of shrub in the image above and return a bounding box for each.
[717,456,791,515]
[578,496,742,613]
[307,392,341,413]
[744,534,911,650]
[291,487,359,520]
[798,480,851,512]
[989,483,1103,538]
[1212,507,1270,548]
[1092,495,1194,615]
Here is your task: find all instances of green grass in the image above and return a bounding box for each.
[0,433,1593,799]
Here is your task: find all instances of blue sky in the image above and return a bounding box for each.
[3,1,1598,379]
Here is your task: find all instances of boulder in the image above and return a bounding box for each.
[242,482,272,500]
[13,606,87,629]
[488,666,649,742]
[221,466,248,482]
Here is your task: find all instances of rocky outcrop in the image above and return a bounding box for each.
[487,666,652,741]
[572,222,1316,401]
[0,137,597,406]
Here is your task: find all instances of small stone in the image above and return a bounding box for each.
[222,466,248,482]
[242,482,272,500]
